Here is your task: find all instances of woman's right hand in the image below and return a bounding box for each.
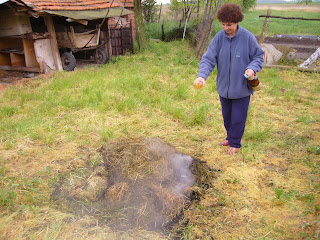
[193,77,206,89]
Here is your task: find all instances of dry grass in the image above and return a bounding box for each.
[183,69,320,239]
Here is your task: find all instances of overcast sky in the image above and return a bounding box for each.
[156,0,171,4]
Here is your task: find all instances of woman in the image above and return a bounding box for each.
[193,3,264,154]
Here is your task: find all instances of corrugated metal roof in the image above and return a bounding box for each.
[21,0,134,11]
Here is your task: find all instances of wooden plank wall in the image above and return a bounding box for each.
[109,20,134,56]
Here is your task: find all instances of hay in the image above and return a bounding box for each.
[51,137,215,233]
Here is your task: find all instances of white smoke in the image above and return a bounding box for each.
[169,153,195,195]
[146,138,196,197]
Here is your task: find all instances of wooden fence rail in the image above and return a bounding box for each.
[259,15,320,21]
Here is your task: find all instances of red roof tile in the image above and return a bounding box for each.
[19,0,134,11]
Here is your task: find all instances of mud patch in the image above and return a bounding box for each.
[51,137,215,236]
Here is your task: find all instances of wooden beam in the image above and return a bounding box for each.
[299,47,320,68]
[44,15,63,71]
[259,15,320,21]
[264,64,320,73]
[22,39,39,68]
[0,65,40,72]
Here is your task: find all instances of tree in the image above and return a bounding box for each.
[169,0,184,21]
[194,0,222,58]
[297,0,312,4]
[170,0,197,22]
[194,0,246,58]
[242,0,256,11]
[182,0,197,22]
[134,0,148,50]
[142,0,157,23]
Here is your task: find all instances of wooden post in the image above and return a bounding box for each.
[120,25,124,55]
[264,64,320,73]
[182,18,188,40]
[107,29,112,60]
[129,19,134,53]
[44,15,63,71]
[158,3,162,23]
[161,24,165,41]
[259,9,271,45]
[106,18,113,60]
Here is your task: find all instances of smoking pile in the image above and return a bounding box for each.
[52,137,214,234]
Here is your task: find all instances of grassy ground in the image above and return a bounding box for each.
[0,40,319,239]
[235,9,320,37]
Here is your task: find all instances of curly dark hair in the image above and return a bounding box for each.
[217,3,244,23]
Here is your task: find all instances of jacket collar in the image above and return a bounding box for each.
[224,25,242,39]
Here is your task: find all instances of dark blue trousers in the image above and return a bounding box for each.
[219,95,251,148]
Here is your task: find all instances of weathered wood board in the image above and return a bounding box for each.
[0,10,32,37]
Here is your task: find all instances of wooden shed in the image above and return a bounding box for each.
[0,0,135,72]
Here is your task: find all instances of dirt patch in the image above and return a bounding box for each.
[259,35,320,60]
[51,137,215,236]
[0,70,40,87]
[0,60,98,89]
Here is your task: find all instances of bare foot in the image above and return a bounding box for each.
[220,140,229,146]
[227,147,240,155]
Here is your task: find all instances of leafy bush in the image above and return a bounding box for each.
[145,21,197,41]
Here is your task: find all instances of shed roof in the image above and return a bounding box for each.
[46,7,134,20]
[12,0,134,11]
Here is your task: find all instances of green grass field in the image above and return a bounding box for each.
[234,9,320,36]
[1,7,320,240]
[147,7,320,39]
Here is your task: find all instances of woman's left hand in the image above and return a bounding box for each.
[244,69,255,78]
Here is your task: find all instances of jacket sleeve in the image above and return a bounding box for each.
[197,37,219,80]
[246,35,265,73]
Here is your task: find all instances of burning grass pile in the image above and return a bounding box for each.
[51,137,215,234]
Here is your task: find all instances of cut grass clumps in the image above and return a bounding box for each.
[51,137,215,235]
[307,146,320,155]
[0,174,41,208]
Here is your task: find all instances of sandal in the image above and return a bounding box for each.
[220,140,230,146]
[227,147,240,155]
